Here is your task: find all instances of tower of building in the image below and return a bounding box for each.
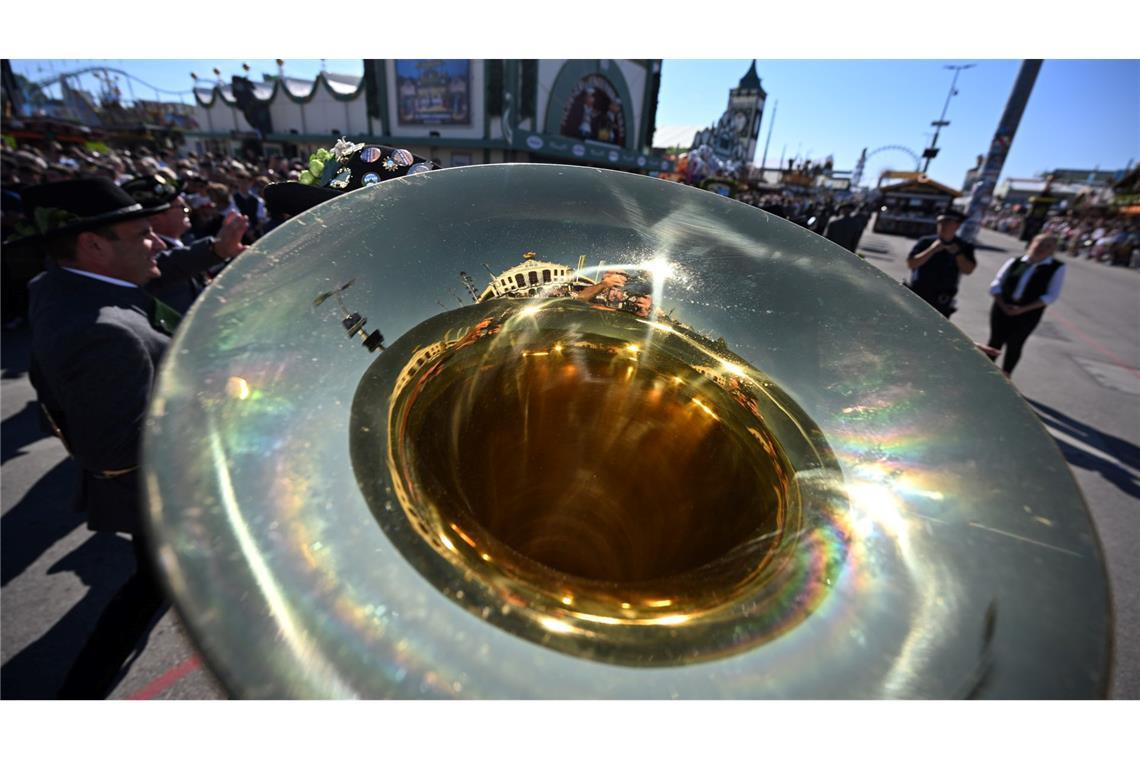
[690,60,767,165]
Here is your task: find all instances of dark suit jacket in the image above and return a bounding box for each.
[28,245,220,533]
[823,213,864,252]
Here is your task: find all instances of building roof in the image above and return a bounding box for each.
[1049,168,1125,185]
[737,60,762,91]
[193,71,365,107]
[879,176,961,197]
[998,178,1091,196]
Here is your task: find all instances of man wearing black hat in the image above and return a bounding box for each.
[19,177,247,697]
[905,208,977,318]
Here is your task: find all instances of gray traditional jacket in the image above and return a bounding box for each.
[28,244,219,533]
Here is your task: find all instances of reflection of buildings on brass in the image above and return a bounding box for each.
[476,251,595,301]
[390,316,503,400]
[471,251,660,319]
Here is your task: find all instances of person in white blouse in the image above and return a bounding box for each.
[986,233,1066,376]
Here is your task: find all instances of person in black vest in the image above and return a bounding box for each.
[905,208,977,318]
[19,178,247,697]
[986,233,1066,376]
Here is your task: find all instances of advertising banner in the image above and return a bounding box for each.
[395,60,471,126]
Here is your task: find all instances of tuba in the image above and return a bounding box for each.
[143,164,1111,698]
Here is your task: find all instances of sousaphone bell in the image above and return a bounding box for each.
[143,164,1111,698]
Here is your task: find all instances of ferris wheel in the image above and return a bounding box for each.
[850,145,922,188]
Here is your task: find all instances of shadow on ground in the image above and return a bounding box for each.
[1026,397,1140,500]
[1,457,83,586]
[2,400,53,465]
[1,532,138,699]
[1,324,30,380]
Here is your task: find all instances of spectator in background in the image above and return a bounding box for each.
[823,203,863,253]
[905,209,977,318]
[229,169,267,241]
[121,173,249,314]
[190,181,232,239]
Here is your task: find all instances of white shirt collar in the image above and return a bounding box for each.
[60,267,139,289]
[1019,255,1055,265]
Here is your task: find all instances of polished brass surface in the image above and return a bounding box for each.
[144,164,1111,698]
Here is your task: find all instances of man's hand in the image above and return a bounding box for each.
[214,211,250,260]
[601,271,628,288]
[976,343,1001,359]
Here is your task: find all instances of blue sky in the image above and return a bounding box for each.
[657,59,1138,187]
[11,58,1138,189]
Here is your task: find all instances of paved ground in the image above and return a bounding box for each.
[855,224,1139,699]
[1,326,224,699]
[2,223,1135,699]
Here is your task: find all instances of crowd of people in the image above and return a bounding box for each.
[0,137,439,699]
[982,207,1139,266]
[1,141,320,327]
[2,141,309,242]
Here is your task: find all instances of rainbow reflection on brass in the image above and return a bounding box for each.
[349,297,850,666]
[160,355,478,697]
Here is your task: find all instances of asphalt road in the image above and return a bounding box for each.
[856,223,1139,699]
[1,326,224,700]
[2,223,1136,700]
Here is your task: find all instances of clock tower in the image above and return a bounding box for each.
[690,60,767,165]
[729,60,766,163]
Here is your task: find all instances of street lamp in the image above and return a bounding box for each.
[921,63,974,175]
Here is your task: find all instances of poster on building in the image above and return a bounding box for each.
[395,60,470,126]
[559,75,625,146]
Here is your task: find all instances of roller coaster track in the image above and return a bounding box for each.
[31,66,194,97]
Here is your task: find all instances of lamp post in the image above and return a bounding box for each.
[921,63,974,175]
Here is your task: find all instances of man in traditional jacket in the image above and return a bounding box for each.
[21,177,246,697]
[986,233,1066,376]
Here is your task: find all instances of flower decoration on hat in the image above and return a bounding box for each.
[299,138,367,186]
[10,206,84,242]
[265,140,440,219]
[299,147,331,186]
[329,137,365,162]
[33,206,81,235]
